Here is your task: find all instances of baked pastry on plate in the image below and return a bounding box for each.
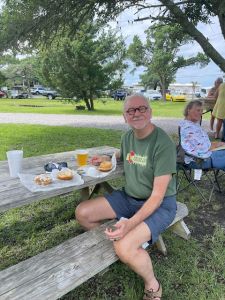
[98,161,112,172]
[34,174,52,186]
[57,168,74,180]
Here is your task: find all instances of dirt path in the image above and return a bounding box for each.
[0,113,211,135]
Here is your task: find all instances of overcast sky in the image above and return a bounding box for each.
[113,9,225,88]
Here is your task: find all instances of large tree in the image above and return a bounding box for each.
[38,23,126,110]
[128,24,209,100]
[0,1,224,71]
[0,54,18,87]
[1,56,43,89]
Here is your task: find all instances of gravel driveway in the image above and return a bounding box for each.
[0,113,210,135]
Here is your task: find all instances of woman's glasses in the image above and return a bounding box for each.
[126,106,148,116]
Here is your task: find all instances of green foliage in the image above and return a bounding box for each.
[38,22,127,110]
[0,54,18,86]
[127,23,209,99]
[0,71,6,86]
[0,0,224,72]
[1,56,44,89]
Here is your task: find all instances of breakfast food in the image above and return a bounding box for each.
[57,169,74,180]
[90,155,111,166]
[98,161,112,172]
[34,174,52,186]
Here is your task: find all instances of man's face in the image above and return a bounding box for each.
[215,79,222,87]
[123,96,152,130]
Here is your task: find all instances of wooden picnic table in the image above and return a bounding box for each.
[0,146,122,213]
[0,145,190,300]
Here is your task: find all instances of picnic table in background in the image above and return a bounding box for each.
[199,97,216,114]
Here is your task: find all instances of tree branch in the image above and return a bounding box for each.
[159,0,225,72]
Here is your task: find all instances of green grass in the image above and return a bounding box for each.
[0,124,224,299]
[0,98,212,120]
[0,97,192,118]
[0,124,122,160]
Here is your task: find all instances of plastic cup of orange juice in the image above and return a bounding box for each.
[76,150,88,167]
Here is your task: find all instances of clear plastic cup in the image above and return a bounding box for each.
[75,150,88,167]
[6,150,23,178]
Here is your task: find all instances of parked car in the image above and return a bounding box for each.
[166,92,186,102]
[30,87,46,95]
[0,90,6,98]
[195,92,206,98]
[143,90,162,101]
[16,92,29,99]
[42,89,60,100]
[112,90,127,100]
[9,86,29,99]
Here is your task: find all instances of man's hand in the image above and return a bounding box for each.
[105,218,131,241]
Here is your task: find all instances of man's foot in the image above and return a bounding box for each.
[143,281,162,300]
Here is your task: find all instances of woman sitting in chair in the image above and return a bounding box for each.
[179,100,225,170]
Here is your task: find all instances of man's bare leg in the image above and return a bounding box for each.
[113,222,161,299]
[75,196,116,229]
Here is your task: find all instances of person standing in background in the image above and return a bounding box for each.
[212,81,225,139]
[207,77,223,132]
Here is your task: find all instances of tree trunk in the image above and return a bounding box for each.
[90,98,94,110]
[217,1,225,40]
[84,98,91,110]
[160,0,225,72]
[160,76,167,102]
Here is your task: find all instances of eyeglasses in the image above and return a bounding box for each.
[126,106,148,116]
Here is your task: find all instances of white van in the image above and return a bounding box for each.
[143,90,162,101]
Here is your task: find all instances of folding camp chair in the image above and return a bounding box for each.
[176,127,222,201]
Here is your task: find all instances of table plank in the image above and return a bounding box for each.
[0,221,117,300]
[0,146,123,212]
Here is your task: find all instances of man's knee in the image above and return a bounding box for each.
[75,202,90,222]
[114,239,142,263]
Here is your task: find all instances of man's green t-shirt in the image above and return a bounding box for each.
[120,126,177,199]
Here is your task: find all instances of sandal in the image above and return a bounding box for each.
[143,282,162,300]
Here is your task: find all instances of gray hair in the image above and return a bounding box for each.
[183,100,203,117]
[216,77,223,84]
[123,93,150,112]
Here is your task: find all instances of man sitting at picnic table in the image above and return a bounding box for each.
[76,93,177,300]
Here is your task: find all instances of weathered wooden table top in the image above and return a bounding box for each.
[0,146,123,213]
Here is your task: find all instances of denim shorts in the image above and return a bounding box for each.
[105,189,177,245]
[188,150,225,171]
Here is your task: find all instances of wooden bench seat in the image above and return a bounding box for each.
[0,202,190,300]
